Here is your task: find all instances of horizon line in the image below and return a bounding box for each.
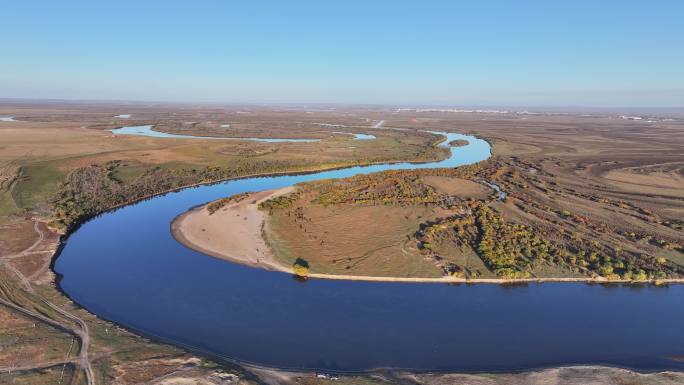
[1,96,683,113]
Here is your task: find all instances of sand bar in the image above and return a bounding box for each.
[172,187,293,272]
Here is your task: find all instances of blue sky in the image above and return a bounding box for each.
[1,1,683,106]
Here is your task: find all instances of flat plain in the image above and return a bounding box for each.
[1,101,683,384]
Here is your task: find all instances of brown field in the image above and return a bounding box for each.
[1,101,684,383]
[262,112,684,281]
[267,202,447,277]
[0,304,76,368]
[422,175,491,199]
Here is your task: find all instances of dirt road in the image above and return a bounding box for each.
[0,220,95,385]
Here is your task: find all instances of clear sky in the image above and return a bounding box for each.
[1,1,683,107]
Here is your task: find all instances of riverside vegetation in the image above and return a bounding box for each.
[262,158,684,281]
[48,136,446,230]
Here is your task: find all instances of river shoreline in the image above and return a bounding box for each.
[172,197,684,285]
[170,185,684,285]
[53,129,684,374]
[166,131,682,285]
[51,134,454,235]
[41,234,684,377]
[171,188,292,273]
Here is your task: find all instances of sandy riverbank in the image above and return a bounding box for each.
[171,187,293,272]
[307,273,684,284]
[172,190,684,285]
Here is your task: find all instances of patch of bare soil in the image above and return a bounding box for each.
[172,187,293,272]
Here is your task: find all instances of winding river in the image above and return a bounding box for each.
[54,131,684,373]
[110,125,376,142]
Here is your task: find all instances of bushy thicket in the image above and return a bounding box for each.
[417,203,682,280]
[258,192,300,211]
[207,192,252,215]
[50,158,373,230]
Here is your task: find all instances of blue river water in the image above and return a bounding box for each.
[110,125,375,142]
[53,131,684,372]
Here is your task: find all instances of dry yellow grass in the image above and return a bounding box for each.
[422,176,491,199]
[265,196,450,277]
